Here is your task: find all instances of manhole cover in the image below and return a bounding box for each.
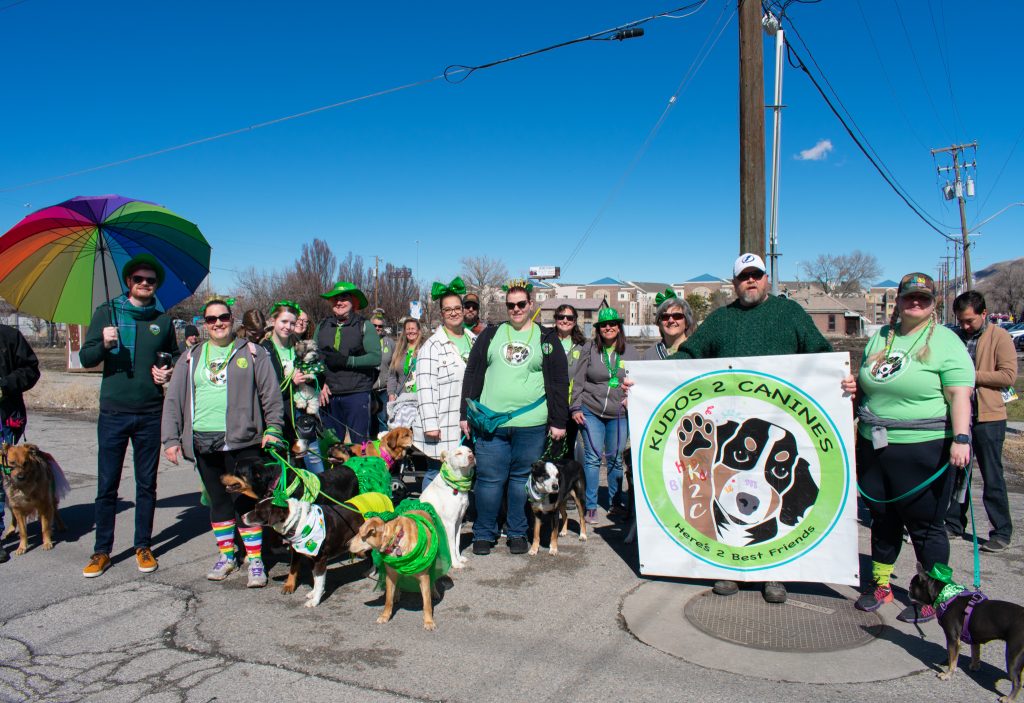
[684,590,883,652]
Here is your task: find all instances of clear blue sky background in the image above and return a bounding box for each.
[0,1,1020,292]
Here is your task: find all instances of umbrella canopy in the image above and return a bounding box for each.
[0,195,211,323]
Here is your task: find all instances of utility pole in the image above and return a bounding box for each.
[939,254,954,323]
[373,255,380,309]
[931,142,977,291]
[739,0,766,259]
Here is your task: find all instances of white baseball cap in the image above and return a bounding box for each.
[733,253,766,278]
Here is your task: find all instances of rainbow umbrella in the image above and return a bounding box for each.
[0,195,211,323]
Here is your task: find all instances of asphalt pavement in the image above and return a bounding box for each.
[2,411,1024,703]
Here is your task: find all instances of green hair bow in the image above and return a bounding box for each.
[268,299,303,316]
[431,276,467,301]
[654,288,678,306]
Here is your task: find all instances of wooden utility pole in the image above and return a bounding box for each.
[931,142,977,291]
[739,0,766,259]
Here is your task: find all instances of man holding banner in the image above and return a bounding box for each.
[665,253,835,604]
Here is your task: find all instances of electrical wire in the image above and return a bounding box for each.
[782,25,954,237]
[927,0,965,142]
[972,123,1024,227]
[0,0,34,12]
[443,1,707,83]
[560,1,735,274]
[891,0,953,143]
[0,2,708,193]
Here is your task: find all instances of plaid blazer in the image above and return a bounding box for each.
[413,326,476,460]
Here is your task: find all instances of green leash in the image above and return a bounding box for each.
[857,462,950,504]
[266,447,356,511]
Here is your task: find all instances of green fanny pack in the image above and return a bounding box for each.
[466,396,545,434]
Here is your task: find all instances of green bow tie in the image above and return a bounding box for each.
[654,288,677,306]
[431,276,467,301]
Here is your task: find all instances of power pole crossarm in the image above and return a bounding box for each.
[931,142,977,290]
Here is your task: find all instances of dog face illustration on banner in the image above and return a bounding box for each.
[677,414,819,547]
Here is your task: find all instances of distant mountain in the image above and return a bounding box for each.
[975,257,1024,289]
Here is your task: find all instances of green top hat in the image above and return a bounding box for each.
[321,281,368,310]
[121,253,166,287]
[927,563,954,584]
[596,307,624,326]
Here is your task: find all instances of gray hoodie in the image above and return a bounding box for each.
[570,340,639,419]
[161,338,284,461]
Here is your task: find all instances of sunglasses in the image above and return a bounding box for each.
[596,322,620,331]
[131,275,157,285]
[736,270,765,282]
[660,312,686,322]
[463,302,479,310]
[204,313,233,325]
[554,314,576,322]
[506,300,529,310]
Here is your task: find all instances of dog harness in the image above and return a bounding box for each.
[359,440,394,469]
[935,586,989,645]
[283,504,327,557]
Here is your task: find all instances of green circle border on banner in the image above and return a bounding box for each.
[638,369,850,571]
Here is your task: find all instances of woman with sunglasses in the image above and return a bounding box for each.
[643,289,694,360]
[571,307,638,523]
[414,277,476,488]
[261,300,325,474]
[554,304,586,458]
[162,299,285,588]
[460,279,568,556]
[849,273,974,623]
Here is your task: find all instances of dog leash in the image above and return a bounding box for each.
[265,447,359,512]
[856,462,950,504]
[577,406,625,461]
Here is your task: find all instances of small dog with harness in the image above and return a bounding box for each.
[526,439,587,556]
[909,562,1024,701]
[1,443,70,556]
[420,445,475,568]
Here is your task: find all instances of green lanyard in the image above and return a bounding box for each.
[403,348,417,376]
[603,347,620,388]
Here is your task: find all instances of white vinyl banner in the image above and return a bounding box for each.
[624,353,858,586]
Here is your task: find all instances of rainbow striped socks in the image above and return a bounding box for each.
[238,525,263,561]
[212,520,236,559]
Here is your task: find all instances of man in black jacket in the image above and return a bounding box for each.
[315,281,381,444]
[460,280,568,555]
[0,323,41,563]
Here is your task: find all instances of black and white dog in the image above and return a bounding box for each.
[526,444,587,556]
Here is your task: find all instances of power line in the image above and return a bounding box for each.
[891,0,953,142]
[782,18,954,237]
[927,0,965,141]
[0,0,34,12]
[972,123,1024,227]
[561,1,735,274]
[0,2,707,194]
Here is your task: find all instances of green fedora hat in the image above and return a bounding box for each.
[321,281,368,310]
[596,307,624,325]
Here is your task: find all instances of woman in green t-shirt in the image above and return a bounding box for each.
[849,273,974,623]
[161,299,285,589]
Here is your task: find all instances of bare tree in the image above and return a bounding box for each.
[708,290,730,315]
[374,263,419,324]
[233,266,287,319]
[460,255,509,322]
[984,261,1024,321]
[288,239,339,324]
[799,251,882,297]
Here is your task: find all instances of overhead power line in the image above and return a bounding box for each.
[0,2,707,193]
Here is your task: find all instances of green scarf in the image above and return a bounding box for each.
[365,499,451,592]
[440,461,474,492]
[109,294,159,366]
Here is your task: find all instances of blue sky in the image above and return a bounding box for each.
[0,1,1020,292]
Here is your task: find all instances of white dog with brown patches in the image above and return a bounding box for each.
[419,445,475,569]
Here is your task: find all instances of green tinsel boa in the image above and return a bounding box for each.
[365,499,450,592]
[344,455,392,498]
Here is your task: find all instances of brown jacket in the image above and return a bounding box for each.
[972,324,1018,422]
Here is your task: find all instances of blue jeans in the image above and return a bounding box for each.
[472,424,547,542]
[421,457,442,491]
[324,391,371,445]
[94,410,162,554]
[373,389,389,436]
[580,407,627,511]
[302,448,325,475]
[946,420,1012,541]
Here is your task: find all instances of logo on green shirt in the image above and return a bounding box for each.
[149,324,160,335]
[868,352,907,383]
[501,342,532,367]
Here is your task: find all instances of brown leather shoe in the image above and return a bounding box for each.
[136,547,158,573]
[83,553,111,578]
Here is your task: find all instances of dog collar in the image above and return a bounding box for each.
[380,527,405,556]
[525,480,546,505]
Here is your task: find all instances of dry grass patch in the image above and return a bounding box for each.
[24,375,99,412]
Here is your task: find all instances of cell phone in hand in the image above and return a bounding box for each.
[155,352,172,369]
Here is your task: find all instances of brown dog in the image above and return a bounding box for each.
[349,511,440,630]
[2,444,67,555]
[326,427,414,469]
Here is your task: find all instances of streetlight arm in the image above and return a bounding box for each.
[969,202,1024,233]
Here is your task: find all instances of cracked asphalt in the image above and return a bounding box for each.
[3,411,1024,703]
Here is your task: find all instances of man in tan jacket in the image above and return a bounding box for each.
[946,291,1019,552]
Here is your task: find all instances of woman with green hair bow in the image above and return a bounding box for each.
[643,288,694,360]
[413,277,475,489]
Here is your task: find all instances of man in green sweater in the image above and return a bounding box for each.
[79,254,180,578]
[671,253,832,604]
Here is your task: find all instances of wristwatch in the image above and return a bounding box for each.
[953,433,971,445]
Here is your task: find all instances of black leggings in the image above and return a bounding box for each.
[195,445,262,523]
[856,435,954,571]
